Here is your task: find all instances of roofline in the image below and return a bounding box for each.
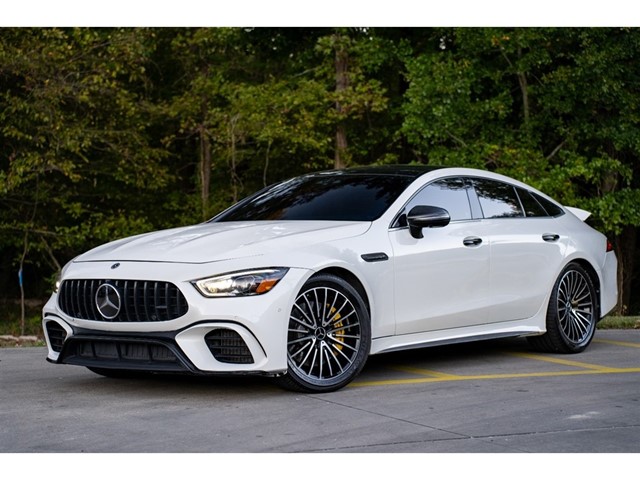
[316,164,447,179]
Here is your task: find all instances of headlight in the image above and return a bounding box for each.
[192,268,289,298]
[53,257,76,294]
[54,271,62,294]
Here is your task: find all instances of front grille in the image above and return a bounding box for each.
[45,321,67,352]
[58,279,188,322]
[205,329,254,364]
[61,338,188,372]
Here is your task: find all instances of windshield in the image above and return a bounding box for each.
[214,173,416,222]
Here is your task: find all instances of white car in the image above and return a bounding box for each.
[42,166,618,392]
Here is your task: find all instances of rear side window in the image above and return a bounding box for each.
[471,178,524,219]
[516,187,548,217]
[531,192,565,217]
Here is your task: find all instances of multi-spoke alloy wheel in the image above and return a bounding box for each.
[278,274,370,393]
[556,269,596,345]
[528,263,598,353]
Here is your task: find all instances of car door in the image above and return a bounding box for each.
[389,177,492,335]
[469,178,568,323]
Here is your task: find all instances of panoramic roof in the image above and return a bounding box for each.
[322,164,446,179]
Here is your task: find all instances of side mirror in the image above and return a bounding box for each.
[407,205,450,239]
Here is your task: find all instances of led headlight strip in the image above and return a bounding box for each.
[192,268,289,297]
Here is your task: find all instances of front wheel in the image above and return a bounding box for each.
[276,274,371,393]
[528,263,598,353]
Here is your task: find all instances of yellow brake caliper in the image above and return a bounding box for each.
[328,306,345,352]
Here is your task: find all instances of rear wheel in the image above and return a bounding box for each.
[528,263,598,353]
[276,274,371,393]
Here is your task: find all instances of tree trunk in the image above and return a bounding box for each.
[516,47,530,130]
[198,124,211,221]
[263,139,272,188]
[19,231,28,336]
[335,124,347,169]
[228,114,242,203]
[614,226,637,315]
[334,37,348,169]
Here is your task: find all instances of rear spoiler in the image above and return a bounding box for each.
[565,206,591,222]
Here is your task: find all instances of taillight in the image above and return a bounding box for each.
[606,239,614,252]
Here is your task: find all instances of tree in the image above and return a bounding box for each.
[402,27,640,313]
[2,27,640,318]
[0,28,170,315]
[315,29,389,168]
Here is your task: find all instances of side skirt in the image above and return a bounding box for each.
[370,321,544,356]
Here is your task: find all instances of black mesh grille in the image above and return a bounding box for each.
[58,279,188,322]
[46,321,67,352]
[61,338,187,372]
[205,329,254,364]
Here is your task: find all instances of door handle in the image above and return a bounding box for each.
[463,236,483,247]
[542,233,560,242]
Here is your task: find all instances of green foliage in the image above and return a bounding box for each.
[1,27,640,314]
[0,300,45,337]
[0,28,171,268]
[402,27,640,237]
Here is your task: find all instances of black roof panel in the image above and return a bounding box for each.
[320,164,446,179]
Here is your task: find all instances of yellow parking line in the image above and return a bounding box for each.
[389,365,461,379]
[350,367,640,388]
[504,351,612,371]
[351,344,640,388]
[594,339,640,349]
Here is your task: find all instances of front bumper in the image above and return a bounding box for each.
[42,262,312,376]
[43,321,275,375]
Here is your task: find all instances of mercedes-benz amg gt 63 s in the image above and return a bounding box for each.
[43,166,618,392]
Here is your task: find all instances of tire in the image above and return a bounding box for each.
[276,273,371,393]
[528,263,598,353]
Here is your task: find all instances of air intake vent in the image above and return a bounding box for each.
[46,321,67,352]
[205,329,254,364]
[58,279,188,322]
[60,338,188,373]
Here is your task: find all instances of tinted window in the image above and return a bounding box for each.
[516,187,548,217]
[531,192,564,217]
[214,173,415,222]
[472,178,524,219]
[397,177,472,225]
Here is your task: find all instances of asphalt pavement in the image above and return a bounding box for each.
[1,330,639,455]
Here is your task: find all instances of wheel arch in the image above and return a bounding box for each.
[567,258,602,318]
[281,265,373,393]
[311,266,371,316]
[528,258,600,353]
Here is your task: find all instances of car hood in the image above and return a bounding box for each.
[74,221,371,264]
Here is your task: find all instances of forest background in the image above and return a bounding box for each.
[1,27,639,336]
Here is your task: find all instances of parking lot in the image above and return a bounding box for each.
[1,330,638,454]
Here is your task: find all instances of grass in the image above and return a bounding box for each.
[0,299,45,347]
[597,316,640,329]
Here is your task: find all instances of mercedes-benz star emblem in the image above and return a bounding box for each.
[95,283,121,319]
